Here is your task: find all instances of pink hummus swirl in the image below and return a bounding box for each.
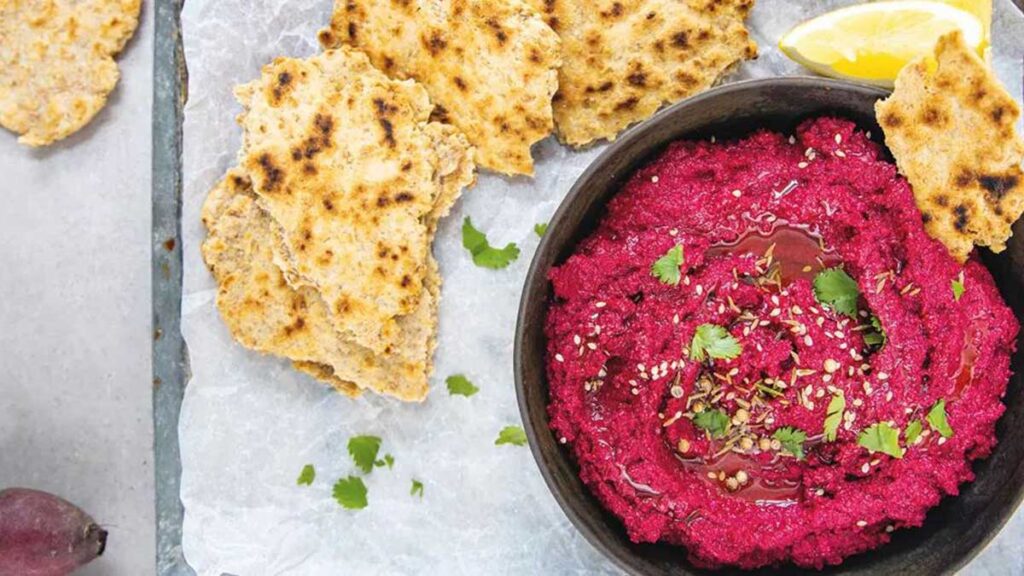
[545,117,1019,569]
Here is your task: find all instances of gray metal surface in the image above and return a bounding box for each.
[153,0,193,574]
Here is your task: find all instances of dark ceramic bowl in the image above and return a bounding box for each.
[514,77,1024,576]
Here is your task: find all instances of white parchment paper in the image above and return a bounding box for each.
[179,2,1024,574]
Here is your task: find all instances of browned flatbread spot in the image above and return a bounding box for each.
[0,0,141,146]
[319,0,560,176]
[234,48,475,355]
[525,0,757,147]
[877,31,1024,262]
[201,170,448,402]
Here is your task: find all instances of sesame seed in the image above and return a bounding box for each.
[804,335,814,346]
[866,131,872,140]
[586,342,597,350]
[834,133,842,144]
[707,471,717,479]
[862,463,870,473]
[678,439,691,453]
[853,398,863,407]
[798,162,809,169]
[885,525,894,533]
[651,176,660,183]
[732,189,742,198]
[877,371,889,380]
[824,359,840,373]
[631,388,639,395]
[573,335,581,345]
[857,521,867,527]
[595,301,607,308]
[835,149,847,158]
[789,135,796,144]
[938,437,947,445]
[560,437,567,444]
[885,391,893,401]
[710,135,717,143]
[671,385,684,398]
[555,354,564,362]
[695,285,704,296]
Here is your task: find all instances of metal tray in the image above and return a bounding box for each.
[150,1,1024,574]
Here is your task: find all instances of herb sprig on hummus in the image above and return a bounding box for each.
[651,245,685,286]
[857,422,904,458]
[689,324,742,362]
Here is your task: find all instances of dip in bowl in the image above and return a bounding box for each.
[515,78,1024,575]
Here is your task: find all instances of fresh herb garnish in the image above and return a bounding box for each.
[534,222,548,237]
[462,217,519,269]
[375,454,394,469]
[926,399,953,438]
[813,267,860,318]
[693,409,730,439]
[952,272,965,302]
[410,479,424,498]
[495,425,528,446]
[824,392,846,442]
[446,374,479,397]
[689,324,742,362]
[858,422,904,458]
[773,427,808,459]
[904,420,923,445]
[332,476,368,509]
[863,315,887,347]
[296,464,316,486]
[348,435,382,474]
[651,245,685,286]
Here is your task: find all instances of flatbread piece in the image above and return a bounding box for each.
[525,0,757,147]
[201,170,444,402]
[234,47,474,355]
[877,31,1024,263]
[0,0,141,146]
[318,0,560,176]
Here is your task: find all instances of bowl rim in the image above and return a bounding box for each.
[513,75,1024,575]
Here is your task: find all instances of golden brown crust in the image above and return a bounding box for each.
[200,170,444,402]
[0,0,141,146]
[526,0,757,147]
[876,31,1024,263]
[318,0,560,175]
[234,48,474,355]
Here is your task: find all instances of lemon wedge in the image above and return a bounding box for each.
[779,1,986,88]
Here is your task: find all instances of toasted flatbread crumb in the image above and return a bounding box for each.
[0,0,141,146]
[234,48,474,355]
[318,0,560,176]
[525,0,756,147]
[201,170,443,402]
[877,31,1024,262]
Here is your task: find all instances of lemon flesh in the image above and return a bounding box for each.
[780,1,986,88]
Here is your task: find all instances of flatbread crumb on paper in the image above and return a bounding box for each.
[234,47,474,356]
[0,0,141,146]
[318,0,560,176]
[525,0,757,147]
[201,170,449,402]
[877,30,1024,263]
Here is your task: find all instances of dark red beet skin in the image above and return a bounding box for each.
[0,488,107,576]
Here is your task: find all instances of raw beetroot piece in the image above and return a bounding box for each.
[0,488,107,576]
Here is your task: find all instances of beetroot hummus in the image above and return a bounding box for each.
[545,117,1019,569]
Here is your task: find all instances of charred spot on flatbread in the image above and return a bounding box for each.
[200,169,452,402]
[876,31,1024,262]
[0,0,142,146]
[319,0,560,176]
[234,48,475,355]
[525,0,756,147]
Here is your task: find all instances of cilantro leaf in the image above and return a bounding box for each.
[773,427,808,459]
[824,392,845,442]
[462,217,519,269]
[446,374,479,397]
[296,464,315,486]
[692,409,729,439]
[348,435,382,474]
[495,425,528,446]
[952,273,965,302]
[689,324,742,362]
[863,315,887,347]
[332,476,368,509]
[374,454,395,469]
[651,245,685,286]
[857,422,904,458]
[411,479,424,498]
[905,420,923,445]
[926,399,953,438]
[534,222,548,237]
[813,268,860,318]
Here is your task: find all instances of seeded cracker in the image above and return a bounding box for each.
[318,0,560,176]
[201,170,448,402]
[877,31,1024,263]
[0,0,141,146]
[525,0,757,147]
[234,48,475,355]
